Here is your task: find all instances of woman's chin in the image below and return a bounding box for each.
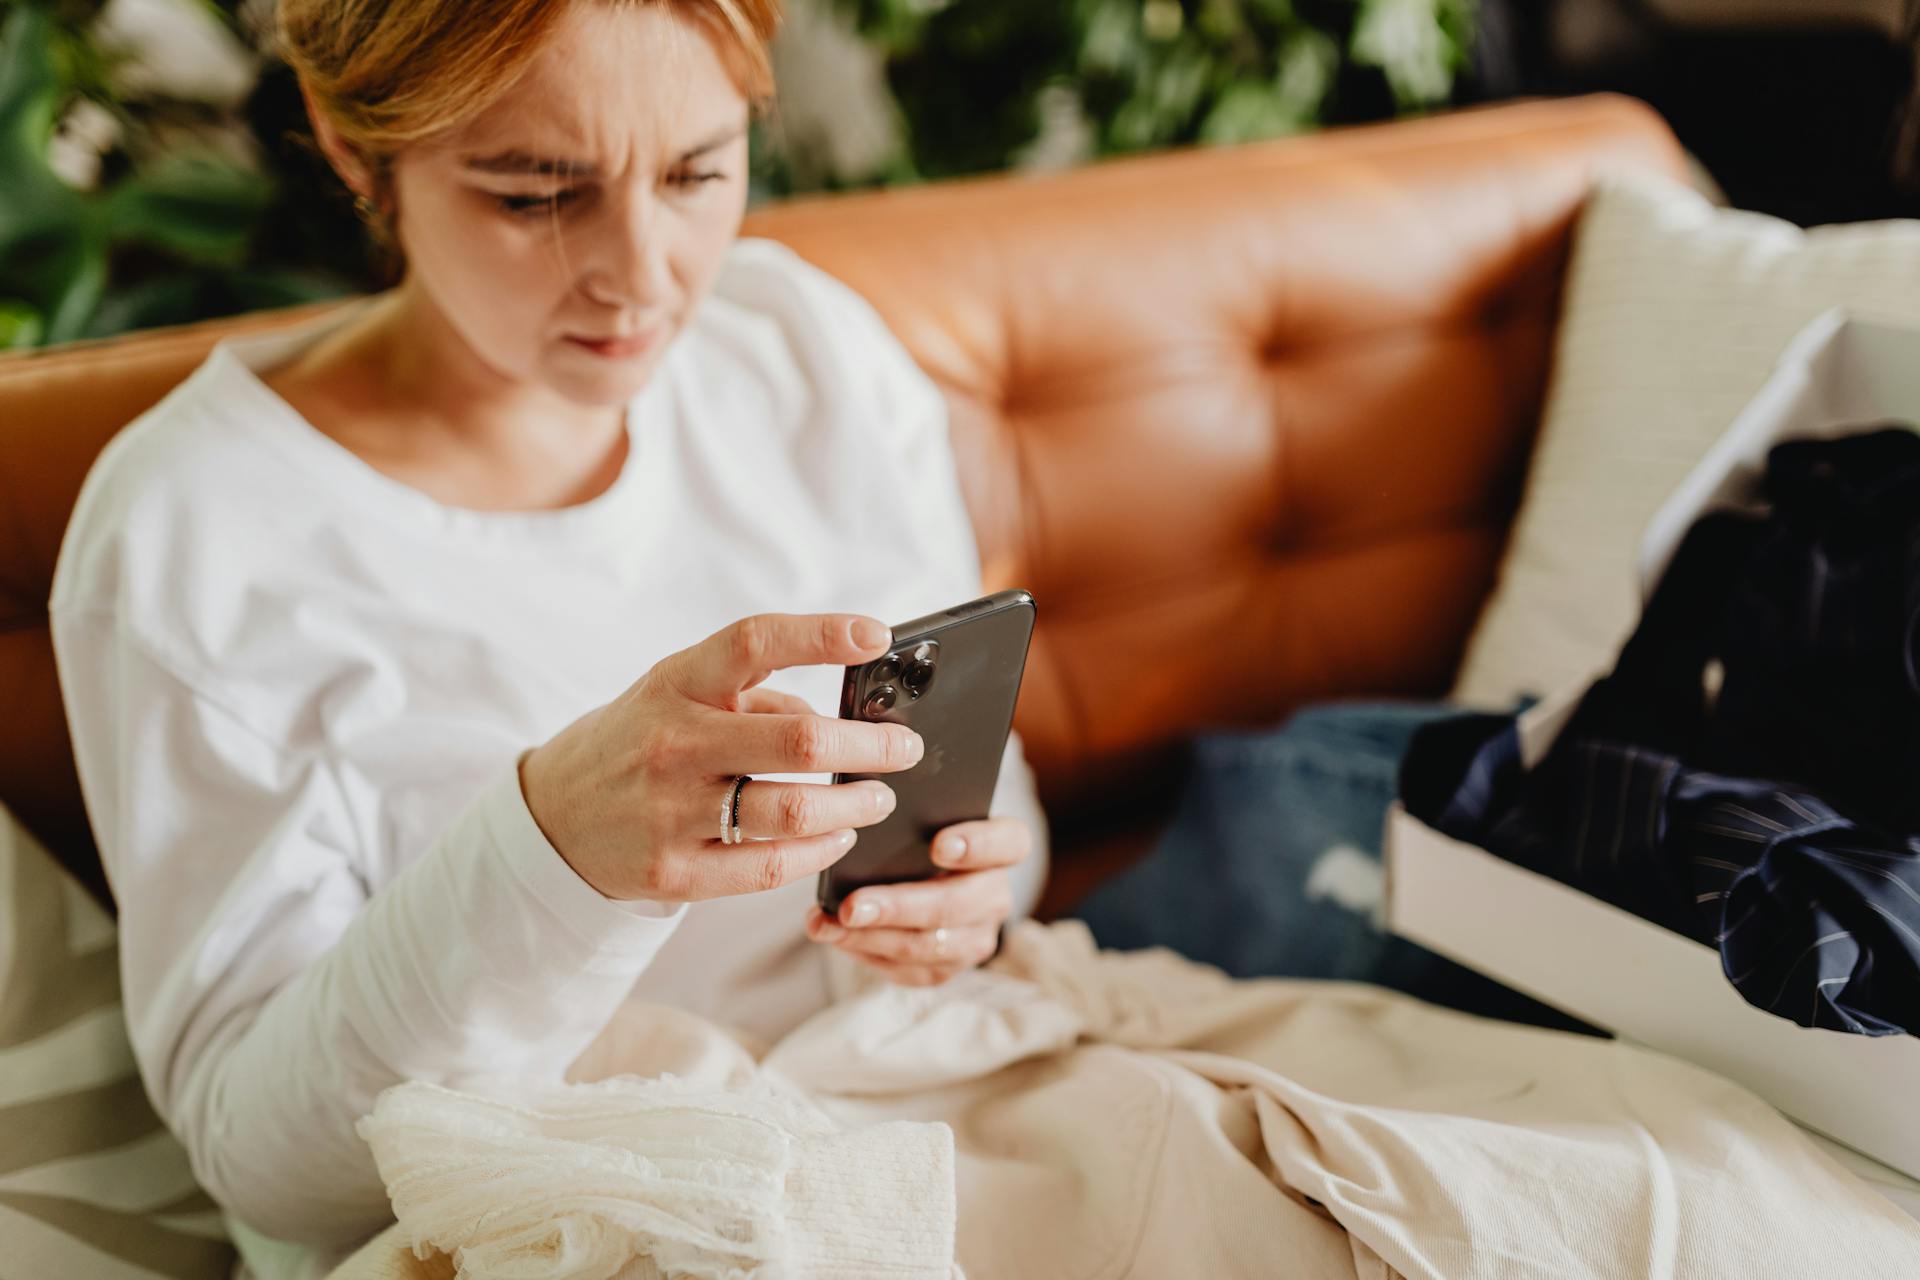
[544,343,666,406]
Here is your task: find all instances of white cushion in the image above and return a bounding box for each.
[1451,174,1920,707]
[0,808,232,1278]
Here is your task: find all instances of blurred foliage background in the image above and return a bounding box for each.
[0,0,1478,349]
[803,0,1474,187]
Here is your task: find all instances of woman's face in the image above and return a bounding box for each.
[386,3,752,408]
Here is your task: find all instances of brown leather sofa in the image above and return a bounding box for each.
[0,94,1686,920]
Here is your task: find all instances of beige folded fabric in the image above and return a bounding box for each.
[767,922,1920,1279]
[341,922,1920,1279]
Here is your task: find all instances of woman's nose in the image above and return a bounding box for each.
[579,194,674,310]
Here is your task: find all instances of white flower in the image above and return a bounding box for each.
[94,0,260,108]
[1015,84,1095,174]
[46,99,121,191]
[768,0,903,185]
[1351,0,1459,106]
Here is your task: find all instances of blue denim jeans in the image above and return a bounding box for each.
[1070,701,1588,1031]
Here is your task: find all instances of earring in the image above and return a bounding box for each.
[353,194,378,220]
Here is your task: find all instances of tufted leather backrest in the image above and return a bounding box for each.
[0,95,1684,901]
[743,95,1684,817]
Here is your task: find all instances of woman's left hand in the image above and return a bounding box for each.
[804,815,1031,986]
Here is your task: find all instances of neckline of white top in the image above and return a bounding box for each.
[200,295,679,548]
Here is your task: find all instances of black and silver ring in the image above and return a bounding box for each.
[722,775,751,845]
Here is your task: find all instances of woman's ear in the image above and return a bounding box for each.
[298,76,377,201]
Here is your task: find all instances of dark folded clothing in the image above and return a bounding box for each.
[1404,716,1920,1036]
[1403,426,1920,1037]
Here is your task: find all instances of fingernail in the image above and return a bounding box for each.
[837,829,858,849]
[872,785,896,816]
[849,900,879,926]
[814,918,847,942]
[904,733,924,765]
[936,835,967,865]
[852,618,889,649]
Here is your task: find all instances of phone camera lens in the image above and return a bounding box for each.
[864,686,897,717]
[902,660,935,693]
[871,655,902,683]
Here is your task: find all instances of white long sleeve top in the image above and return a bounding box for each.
[47,236,1046,1278]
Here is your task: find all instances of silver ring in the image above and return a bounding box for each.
[721,775,750,845]
[932,926,951,959]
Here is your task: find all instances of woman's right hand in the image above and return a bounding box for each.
[517,613,923,903]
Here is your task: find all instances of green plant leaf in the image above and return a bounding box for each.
[1151,44,1211,120]
[0,6,287,343]
[79,273,208,338]
[1272,27,1338,123]
[220,266,351,310]
[1079,0,1142,76]
[40,234,108,344]
[100,150,272,264]
[0,8,62,161]
[81,265,348,340]
[1,218,95,301]
[0,6,107,342]
[1199,81,1291,145]
[1195,0,1249,43]
[0,7,88,244]
[0,299,45,350]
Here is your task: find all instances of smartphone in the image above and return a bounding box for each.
[817,589,1037,916]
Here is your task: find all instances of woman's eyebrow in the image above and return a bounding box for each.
[462,124,748,176]
[679,122,748,160]
[463,151,591,177]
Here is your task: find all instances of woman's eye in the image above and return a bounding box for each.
[492,189,579,217]
[671,170,726,189]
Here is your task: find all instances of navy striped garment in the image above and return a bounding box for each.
[1402,427,1920,1037]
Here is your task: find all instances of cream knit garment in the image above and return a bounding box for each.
[358,1075,955,1279]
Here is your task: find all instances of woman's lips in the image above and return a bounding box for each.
[565,329,661,359]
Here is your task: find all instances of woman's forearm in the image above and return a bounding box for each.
[162,765,684,1246]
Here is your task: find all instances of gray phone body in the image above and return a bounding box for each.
[817,589,1036,915]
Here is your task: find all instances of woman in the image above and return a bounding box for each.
[47,0,1044,1273]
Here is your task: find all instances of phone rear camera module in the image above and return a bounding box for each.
[864,685,898,717]
[871,654,902,683]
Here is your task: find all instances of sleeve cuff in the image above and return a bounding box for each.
[476,763,687,963]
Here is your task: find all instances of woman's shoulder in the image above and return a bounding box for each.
[49,341,318,618]
[702,237,944,432]
[713,236,880,322]
[702,239,981,589]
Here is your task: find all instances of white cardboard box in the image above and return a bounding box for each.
[1386,802,1920,1210]
[1385,309,1920,1191]
[1639,308,1920,595]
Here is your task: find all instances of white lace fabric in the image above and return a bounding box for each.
[358,1076,955,1279]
